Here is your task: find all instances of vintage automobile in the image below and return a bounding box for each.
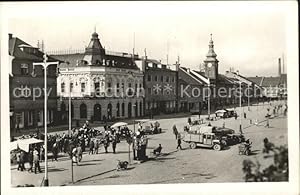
[182,131,223,151]
[215,109,229,118]
[212,127,245,146]
[225,108,236,118]
[136,119,162,135]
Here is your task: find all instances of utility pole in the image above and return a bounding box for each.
[239,81,243,134]
[33,53,59,186]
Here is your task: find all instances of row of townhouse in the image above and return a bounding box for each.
[9,32,264,131]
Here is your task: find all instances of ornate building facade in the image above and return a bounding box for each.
[54,32,144,124]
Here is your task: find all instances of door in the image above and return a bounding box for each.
[94,104,101,121]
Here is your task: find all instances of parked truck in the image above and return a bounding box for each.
[182,128,223,151]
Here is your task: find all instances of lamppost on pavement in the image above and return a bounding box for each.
[248,84,250,111]
[239,81,243,134]
[33,53,59,186]
[68,76,72,136]
[208,78,211,120]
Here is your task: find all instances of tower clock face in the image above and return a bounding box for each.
[207,62,213,68]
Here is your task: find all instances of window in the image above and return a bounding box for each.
[147,75,151,81]
[135,83,138,93]
[94,82,100,93]
[61,83,65,93]
[166,76,169,82]
[81,83,86,92]
[20,63,29,75]
[70,83,74,92]
[161,75,164,82]
[28,110,33,125]
[122,103,125,116]
[116,103,120,117]
[155,76,158,82]
[148,88,152,95]
[80,104,87,118]
[116,83,120,93]
[107,82,112,93]
[128,83,133,96]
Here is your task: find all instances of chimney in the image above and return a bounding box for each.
[8,33,13,40]
[278,58,281,76]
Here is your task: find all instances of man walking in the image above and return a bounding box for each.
[33,148,42,174]
[89,139,94,155]
[173,125,178,140]
[27,150,33,173]
[176,134,182,150]
[94,140,99,154]
[112,136,117,154]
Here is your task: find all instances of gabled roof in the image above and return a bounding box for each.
[179,67,204,85]
[262,77,281,87]
[248,75,285,87]
[247,77,263,86]
[9,35,59,62]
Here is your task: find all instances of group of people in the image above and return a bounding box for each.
[16,147,42,174]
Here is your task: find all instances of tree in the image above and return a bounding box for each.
[242,144,288,182]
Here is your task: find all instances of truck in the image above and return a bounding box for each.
[182,130,223,151]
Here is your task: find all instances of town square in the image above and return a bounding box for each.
[1,1,299,195]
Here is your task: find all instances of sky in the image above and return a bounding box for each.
[4,1,296,77]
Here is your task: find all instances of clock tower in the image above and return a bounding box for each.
[204,34,219,81]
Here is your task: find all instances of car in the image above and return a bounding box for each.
[182,131,223,151]
[136,120,162,135]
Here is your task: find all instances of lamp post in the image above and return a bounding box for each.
[239,81,243,134]
[33,53,59,186]
[68,76,72,136]
[247,84,250,111]
[208,78,211,120]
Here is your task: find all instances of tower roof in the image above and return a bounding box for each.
[82,31,105,65]
[206,33,217,58]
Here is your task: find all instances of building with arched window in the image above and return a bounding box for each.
[54,31,144,124]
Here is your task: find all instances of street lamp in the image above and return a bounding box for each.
[68,76,72,136]
[208,78,211,120]
[248,84,250,111]
[33,53,59,186]
[239,81,243,134]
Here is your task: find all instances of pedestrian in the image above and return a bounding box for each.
[188,117,192,125]
[76,145,82,162]
[173,125,178,139]
[222,121,225,128]
[52,142,58,161]
[16,151,22,171]
[208,122,212,126]
[176,135,182,150]
[104,136,109,153]
[72,147,78,165]
[153,144,162,155]
[40,146,45,162]
[112,136,117,154]
[265,118,270,128]
[234,112,238,120]
[94,139,99,154]
[33,148,42,174]
[89,139,94,155]
[19,150,26,171]
[244,112,247,119]
[27,150,34,173]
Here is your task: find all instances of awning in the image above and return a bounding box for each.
[10,138,44,152]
